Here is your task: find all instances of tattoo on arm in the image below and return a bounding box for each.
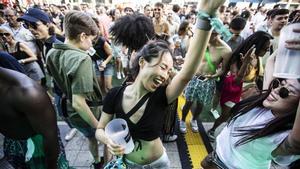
[273,136,300,156]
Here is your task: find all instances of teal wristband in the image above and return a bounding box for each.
[197,10,216,20]
[196,10,232,42]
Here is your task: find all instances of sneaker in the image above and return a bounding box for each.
[179,121,187,134]
[65,128,77,141]
[210,109,220,119]
[190,119,199,133]
[116,72,122,79]
[163,134,178,142]
[207,130,215,142]
[121,72,125,78]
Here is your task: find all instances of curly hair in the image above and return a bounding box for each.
[110,14,155,51]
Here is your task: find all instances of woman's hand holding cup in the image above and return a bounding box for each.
[106,137,125,156]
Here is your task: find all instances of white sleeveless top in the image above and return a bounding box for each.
[216,107,300,169]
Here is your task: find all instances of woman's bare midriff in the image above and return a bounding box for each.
[125,138,164,165]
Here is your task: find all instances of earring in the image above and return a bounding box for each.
[139,57,144,67]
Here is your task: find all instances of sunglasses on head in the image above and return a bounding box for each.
[0,33,11,37]
[271,79,291,99]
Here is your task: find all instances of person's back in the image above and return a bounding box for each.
[0,67,60,169]
[0,68,42,138]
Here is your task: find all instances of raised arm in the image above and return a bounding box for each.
[271,28,300,157]
[235,47,255,84]
[166,0,226,103]
[263,51,277,90]
[272,99,300,156]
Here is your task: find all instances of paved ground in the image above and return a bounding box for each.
[0,122,190,169]
[60,122,182,169]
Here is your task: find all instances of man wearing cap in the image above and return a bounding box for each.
[18,8,80,142]
[17,7,60,85]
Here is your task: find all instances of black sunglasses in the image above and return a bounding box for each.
[23,22,38,30]
[0,33,11,37]
[4,15,14,18]
[271,79,290,99]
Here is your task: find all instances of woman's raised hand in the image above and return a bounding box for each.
[240,46,256,62]
[197,0,226,15]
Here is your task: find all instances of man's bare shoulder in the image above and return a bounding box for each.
[218,40,232,53]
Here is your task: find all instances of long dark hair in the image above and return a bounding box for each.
[228,79,300,146]
[225,31,273,76]
[178,21,189,36]
[131,40,171,78]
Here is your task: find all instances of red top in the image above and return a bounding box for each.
[220,74,243,106]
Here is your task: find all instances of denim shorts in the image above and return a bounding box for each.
[94,61,114,76]
[124,151,170,169]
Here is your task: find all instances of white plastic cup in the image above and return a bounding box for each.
[273,23,300,79]
[105,119,134,154]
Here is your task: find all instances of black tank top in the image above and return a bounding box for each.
[9,42,30,61]
[91,37,109,61]
[103,85,169,141]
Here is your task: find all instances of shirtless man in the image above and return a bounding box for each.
[180,31,232,133]
[0,66,60,169]
[153,2,170,36]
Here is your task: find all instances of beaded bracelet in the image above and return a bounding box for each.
[196,10,232,42]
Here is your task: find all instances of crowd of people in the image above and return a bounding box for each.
[0,0,300,168]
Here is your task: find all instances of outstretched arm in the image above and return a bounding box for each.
[166,0,226,103]
[271,28,300,156]
[272,99,300,156]
[263,51,277,90]
[14,84,59,169]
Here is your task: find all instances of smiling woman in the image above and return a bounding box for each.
[201,78,300,168]
[0,26,44,83]
[95,0,227,168]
